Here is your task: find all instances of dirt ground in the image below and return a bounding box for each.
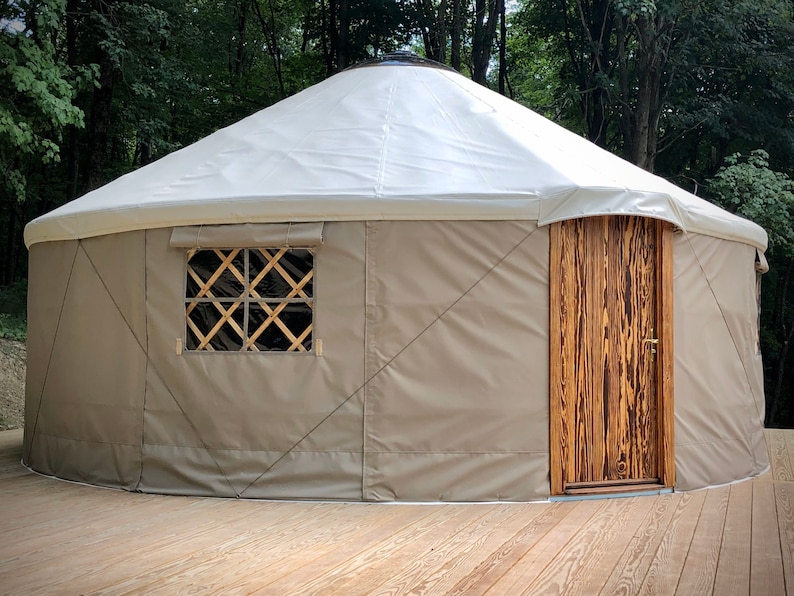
[0,339,25,430]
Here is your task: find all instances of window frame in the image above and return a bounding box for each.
[183,246,316,354]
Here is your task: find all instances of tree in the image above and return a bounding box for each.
[415,0,447,62]
[412,0,510,88]
[657,0,794,183]
[320,0,412,72]
[515,0,618,148]
[0,0,89,284]
[471,0,499,84]
[516,0,709,171]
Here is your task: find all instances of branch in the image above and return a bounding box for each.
[656,117,708,155]
[559,0,586,83]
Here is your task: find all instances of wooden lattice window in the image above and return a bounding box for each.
[185,247,314,352]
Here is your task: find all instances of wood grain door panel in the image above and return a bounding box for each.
[549,216,674,496]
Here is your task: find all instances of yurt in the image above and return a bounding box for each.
[23,53,769,501]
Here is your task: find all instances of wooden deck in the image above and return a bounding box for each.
[0,429,791,595]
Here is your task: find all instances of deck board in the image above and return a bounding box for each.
[239,505,461,594]
[638,489,707,594]
[517,496,653,595]
[475,498,606,594]
[675,484,729,594]
[713,481,754,596]
[0,428,791,595]
[354,504,529,595]
[776,483,794,594]
[769,428,794,482]
[751,482,786,595]
[443,502,569,595]
[269,506,496,595]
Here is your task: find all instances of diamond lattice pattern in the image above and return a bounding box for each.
[185,248,314,352]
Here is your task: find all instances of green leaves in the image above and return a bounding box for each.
[614,0,657,19]
[0,314,26,342]
[707,150,794,256]
[0,1,87,204]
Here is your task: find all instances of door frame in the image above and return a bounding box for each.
[548,216,675,496]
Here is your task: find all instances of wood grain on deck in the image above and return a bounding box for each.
[0,428,791,595]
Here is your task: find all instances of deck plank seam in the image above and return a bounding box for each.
[772,481,790,596]
[638,491,707,593]
[507,500,610,595]
[705,486,731,596]
[595,493,672,596]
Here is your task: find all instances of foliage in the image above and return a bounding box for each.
[0,1,88,201]
[657,0,794,183]
[0,314,26,342]
[0,281,27,341]
[706,150,794,256]
[0,0,96,285]
[506,8,578,126]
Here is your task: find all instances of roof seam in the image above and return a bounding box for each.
[374,69,398,198]
[415,70,495,192]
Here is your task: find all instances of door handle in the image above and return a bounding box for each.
[644,329,659,354]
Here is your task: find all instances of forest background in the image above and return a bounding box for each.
[1,0,793,427]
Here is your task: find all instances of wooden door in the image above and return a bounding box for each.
[549,216,674,496]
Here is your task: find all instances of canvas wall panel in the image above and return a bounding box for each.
[141,223,366,498]
[27,433,140,488]
[363,221,550,501]
[24,239,78,460]
[365,452,549,501]
[24,232,147,489]
[141,444,363,499]
[673,233,768,489]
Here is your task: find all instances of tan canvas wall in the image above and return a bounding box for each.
[673,233,769,489]
[140,223,367,498]
[24,232,146,488]
[363,221,551,501]
[23,220,767,500]
[138,221,551,500]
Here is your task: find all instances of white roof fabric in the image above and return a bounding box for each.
[25,58,767,250]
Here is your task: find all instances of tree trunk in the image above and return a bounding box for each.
[85,40,115,192]
[252,0,286,98]
[617,12,675,171]
[451,0,461,71]
[232,0,247,76]
[337,0,349,71]
[472,0,498,85]
[65,0,80,200]
[769,321,794,426]
[498,0,506,95]
[139,141,152,167]
[300,8,312,54]
[1,203,21,285]
[418,0,447,63]
[581,0,613,148]
[627,18,665,171]
[436,0,447,63]
[320,0,334,76]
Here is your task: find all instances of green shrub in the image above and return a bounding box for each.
[0,313,26,341]
[0,281,27,341]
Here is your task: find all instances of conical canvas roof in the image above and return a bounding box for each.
[25,54,767,250]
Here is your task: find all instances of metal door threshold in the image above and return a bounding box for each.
[550,487,673,502]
